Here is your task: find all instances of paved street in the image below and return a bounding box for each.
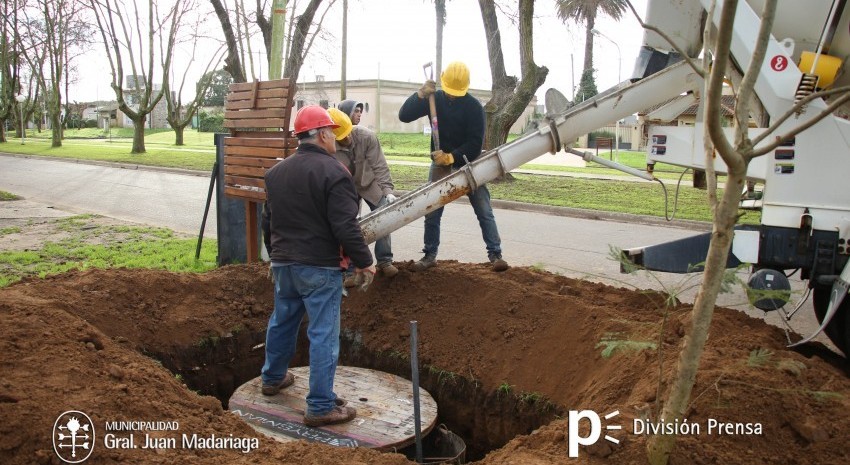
[0,154,830,347]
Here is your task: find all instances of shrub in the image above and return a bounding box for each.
[198,111,224,133]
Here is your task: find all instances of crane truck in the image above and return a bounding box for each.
[359,0,850,357]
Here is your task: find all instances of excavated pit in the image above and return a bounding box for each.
[3,263,850,465]
[145,324,557,460]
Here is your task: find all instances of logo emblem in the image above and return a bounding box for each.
[770,55,788,72]
[53,411,95,463]
[568,409,621,457]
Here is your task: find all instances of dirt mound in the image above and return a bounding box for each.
[2,262,849,464]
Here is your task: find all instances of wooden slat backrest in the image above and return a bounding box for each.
[222,78,296,203]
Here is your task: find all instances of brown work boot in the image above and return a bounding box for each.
[378,262,399,278]
[304,405,357,427]
[261,372,295,396]
[489,254,509,272]
[411,255,436,272]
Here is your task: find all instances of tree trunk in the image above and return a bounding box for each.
[583,15,595,75]
[645,165,747,465]
[435,0,446,78]
[478,0,548,151]
[282,0,323,82]
[175,125,185,146]
[50,112,62,147]
[132,118,146,153]
[0,118,5,143]
[210,0,247,83]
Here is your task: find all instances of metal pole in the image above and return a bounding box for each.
[196,162,219,260]
[410,320,423,463]
[592,28,622,161]
[269,0,288,79]
[20,104,25,145]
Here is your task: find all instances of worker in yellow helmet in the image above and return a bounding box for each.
[398,61,508,272]
[327,108,399,280]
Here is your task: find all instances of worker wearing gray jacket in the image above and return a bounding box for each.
[328,108,399,278]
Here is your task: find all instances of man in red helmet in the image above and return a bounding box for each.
[260,105,375,427]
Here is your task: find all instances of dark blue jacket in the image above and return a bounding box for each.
[262,143,373,269]
[398,90,485,168]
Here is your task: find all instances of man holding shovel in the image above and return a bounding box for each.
[398,61,508,272]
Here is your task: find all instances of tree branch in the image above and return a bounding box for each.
[750,92,850,158]
[751,85,850,146]
[704,0,741,170]
[734,0,777,147]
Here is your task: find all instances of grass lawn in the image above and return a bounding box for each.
[0,214,217,288]
[390,164,760,224]
[1,130,757,223]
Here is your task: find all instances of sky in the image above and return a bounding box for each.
[71,0,648,105]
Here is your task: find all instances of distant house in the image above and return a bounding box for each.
[293,78,538,135]
[635,93,737,149]
[121,75,174,129]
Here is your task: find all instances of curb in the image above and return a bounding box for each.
[0,152,209,178]
[1,152,712,231]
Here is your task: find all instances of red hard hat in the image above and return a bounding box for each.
[293,105,339,135]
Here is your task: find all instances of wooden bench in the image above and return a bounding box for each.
[223,79,296,262]
[595,137,613,160]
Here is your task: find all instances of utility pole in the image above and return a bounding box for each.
[269,0,288,79]
[341,0,348,99]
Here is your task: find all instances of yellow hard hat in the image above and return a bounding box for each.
[327,108,353,141]
[441,61,470,97]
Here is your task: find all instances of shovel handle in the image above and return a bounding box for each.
[428,95,439,151]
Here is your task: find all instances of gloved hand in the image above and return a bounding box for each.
[352,265,377,292]
[385,193,398,204]
[417,80,436,99]
[431,150,454,167]
[267,264,274,283]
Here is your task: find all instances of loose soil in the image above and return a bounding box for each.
[2,262,849,464]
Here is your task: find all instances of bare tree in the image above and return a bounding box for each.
[90,0,187,153]
[209,0,334,85]
[478,0,548,150]
[162,4,225,145]
[639,1,850,463]
[0,0,23,143]
[19,0,89,147]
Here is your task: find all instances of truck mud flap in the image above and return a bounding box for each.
[621,232,742,274]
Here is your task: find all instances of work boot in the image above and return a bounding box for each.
[378,262,399,278]
[411,255,436,272]
[489,254,509,272]
[304,405,357,427]
[261,372,295,396]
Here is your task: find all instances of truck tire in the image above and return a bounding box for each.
[813,287,850,357]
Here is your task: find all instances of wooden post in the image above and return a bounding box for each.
[245,201,259,262]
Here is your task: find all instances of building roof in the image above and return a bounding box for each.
[679,94,736,117]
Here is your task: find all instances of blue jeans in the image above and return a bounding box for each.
[262,264,342,416]
[422,163,502,258]
[365,196,393,264]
